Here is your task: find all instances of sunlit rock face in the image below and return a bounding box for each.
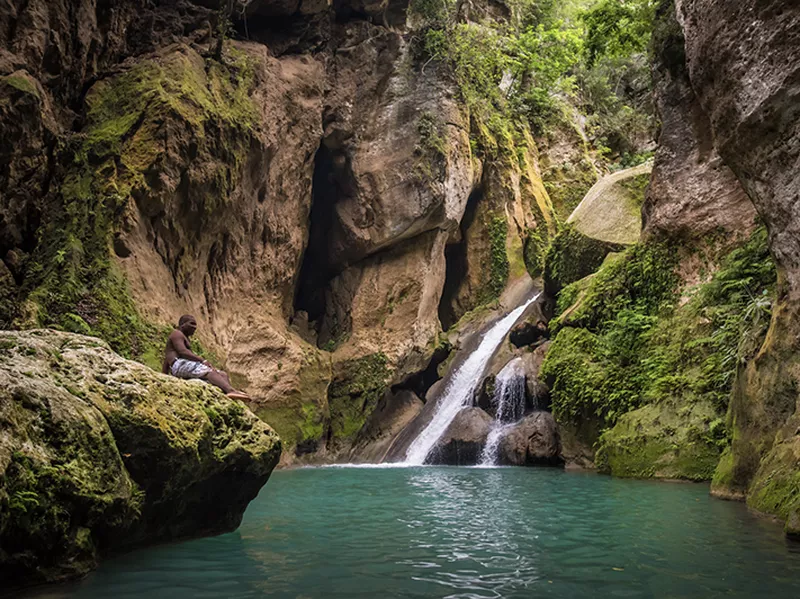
[0,329,280,588]
[0,0,556,464]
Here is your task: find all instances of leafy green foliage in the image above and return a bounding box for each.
[481,214,511,302]
[582,0,656,66]
[543,228,776,438]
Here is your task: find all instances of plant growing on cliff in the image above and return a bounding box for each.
[543,228,776,437]
[16,50,259,365]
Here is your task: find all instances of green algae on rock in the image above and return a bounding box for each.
[328,353,391,445]
[543,228,775,480]
[17,45,260,365]
[0,330,280,589]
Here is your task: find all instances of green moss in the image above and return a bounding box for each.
[523,225,549,279]
[2,74,40,98]
[551,239,679,330]
[15,48,259,366]
[595,401,725,481]
[2,418,141,584]
[746,440,800,526]
[711,447,737,492]
[542,157,599,221]
[477,214,510,303]
[543,228,775,479]
[619,172,650,210]
[543,224,622,294]
[328,353,390,443]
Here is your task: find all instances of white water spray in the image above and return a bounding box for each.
[479,357,527,466]
[403,295,539,465]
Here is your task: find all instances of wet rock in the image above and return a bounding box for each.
[350,389,424,463]
[521,342,551,411]
[509,320,547,348]
[676,0,800,535]
[474,375,497,417]
[0,330,281,589]
[428,407,493,465]
[498,412,562,466]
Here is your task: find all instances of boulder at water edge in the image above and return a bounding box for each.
[0,330,281,589]
[498,412,563,466]
[428,407,493,465]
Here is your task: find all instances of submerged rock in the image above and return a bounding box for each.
[428,407,493,465]
[0,330,281,589]
[498,412,562,466]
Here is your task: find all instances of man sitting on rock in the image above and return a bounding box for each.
[163,314,250,400]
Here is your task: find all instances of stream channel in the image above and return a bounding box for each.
[28,466,800,599]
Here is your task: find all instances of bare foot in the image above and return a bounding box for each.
[226,390,251,400]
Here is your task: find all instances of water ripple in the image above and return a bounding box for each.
[25,467,800,599]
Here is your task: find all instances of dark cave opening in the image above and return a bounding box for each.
[294,145,338,336]
[438,187,482,331]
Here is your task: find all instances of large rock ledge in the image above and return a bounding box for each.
[0,330,281,589]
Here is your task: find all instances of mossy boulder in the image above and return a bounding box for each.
[567,163,651,246]
[595,399,726,481]
[543,224,623,295]
[0,330,280,589]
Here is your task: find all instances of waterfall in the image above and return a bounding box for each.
[479,358,527,466]
[492,358,527,423]
[403,295,539,465]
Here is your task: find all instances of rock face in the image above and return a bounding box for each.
[0,0,557,464]
[595,399,723,481]
[427,407,493,465]
[642,2,756,241]
[567,161,651,246]
[0,330,280,588]
[674,0,800,533]
[509,320,547,349]
[349,389,424,463]
[497,412,562,466]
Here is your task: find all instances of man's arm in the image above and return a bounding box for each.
[170,331,207,364]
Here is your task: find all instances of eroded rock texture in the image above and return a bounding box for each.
[0,329,280,587]
[498,411,562,466]
[427,407,493,465]
[669,0,800,532]
[643,2,757,241]
[0,0,556,464]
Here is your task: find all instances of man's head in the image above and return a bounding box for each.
[178,314,198,336]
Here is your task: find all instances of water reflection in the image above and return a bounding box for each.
[22,467,800,599]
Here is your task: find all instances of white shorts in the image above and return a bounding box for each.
[171,358,212,379]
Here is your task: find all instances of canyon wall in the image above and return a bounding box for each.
[674,0,800,534]
[0,0,555,463]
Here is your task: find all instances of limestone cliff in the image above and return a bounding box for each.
[0,0,556,464]
[541,0,800,538]
[674,0,800,535]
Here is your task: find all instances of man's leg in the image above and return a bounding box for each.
[204,370,235,394]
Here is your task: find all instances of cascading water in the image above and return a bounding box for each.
[403,294,539,465]
[479,358,527,466]
[492,358,527,423]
